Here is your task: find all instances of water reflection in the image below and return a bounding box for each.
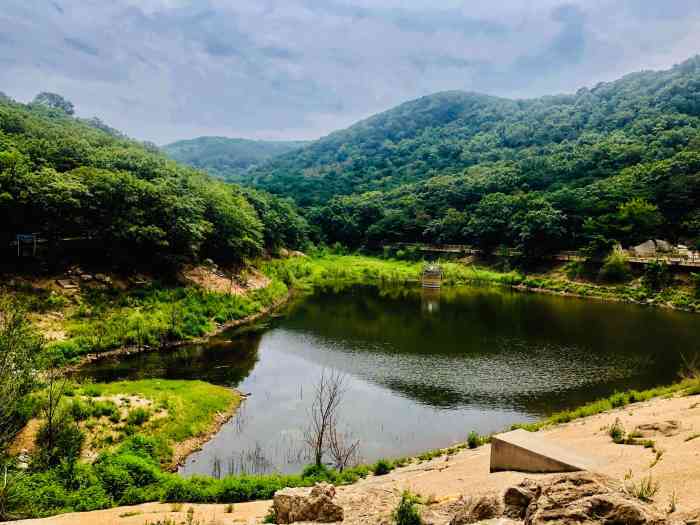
[79,284,700,475]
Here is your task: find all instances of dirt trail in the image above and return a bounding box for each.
[8,394,700,525]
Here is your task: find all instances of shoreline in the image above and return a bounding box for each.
[69,289,294,371]
[169,394,243,472]
[512,283,697,313]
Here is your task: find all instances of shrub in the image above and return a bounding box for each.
[599,251,632,283]
[643,260,671,291]
[467,431,481,449]
[126,407,150,426]
[608,418,626,444]
[392,491,423,525]
[564,261,585,280]
[69,399,92,421]
[625,475,660,502]
[34,416,85,468]
[373,459,391,476]
[692,273,700,298]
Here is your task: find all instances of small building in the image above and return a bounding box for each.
[16,233,41,257]
[421,263,442,288]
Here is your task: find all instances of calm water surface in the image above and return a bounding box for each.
[81,284,700,476]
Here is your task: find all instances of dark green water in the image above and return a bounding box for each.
[80,284,699,476]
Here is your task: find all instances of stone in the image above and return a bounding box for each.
[56,279,78,289]
[503,480,540,519]
[501,473,666,525]
[449,495,503,524]
[273,482,344,523]
[80,273,94,282]
[95,273,112,284]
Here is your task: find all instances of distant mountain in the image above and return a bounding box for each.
[240,56,700,252]
[162,136,309,182]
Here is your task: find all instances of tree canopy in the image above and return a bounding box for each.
[162,137,308,183]
[0,95,308,267]
[239,56,700,253]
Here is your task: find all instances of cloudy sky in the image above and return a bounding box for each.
[1,0,700,144]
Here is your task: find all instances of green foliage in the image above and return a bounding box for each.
[0,299,43,455]
[392,491,423,525]
[126,407,150,427]
[0,96,308,266]
[691,273,700,298]
[599,251,632,283]
[515,376,700,432]
[238,57,700,254]
[467,431,482,449]
[34,416,85,468]
[643,260,671,291]
[608,418,626,444]
[162,137,308,182]
[372,459,392,476]
[45,280,289,363]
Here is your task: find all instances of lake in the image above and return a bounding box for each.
[80,284,700,476]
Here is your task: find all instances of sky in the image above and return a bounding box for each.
[1,1,700,145]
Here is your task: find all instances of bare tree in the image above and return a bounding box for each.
[304,370,359,470]
[328,424,360,472]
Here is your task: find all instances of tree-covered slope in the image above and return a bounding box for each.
[0,96,308,267]
[244,56,700,253]
[162,136,308,182]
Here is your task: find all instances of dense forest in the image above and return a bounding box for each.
[240,56,700,255]
[162,136,308,183]
[0,94,309,268]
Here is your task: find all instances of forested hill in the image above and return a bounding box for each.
[0,94,309,268]
[162,137,308,182]
[243,56,700,255]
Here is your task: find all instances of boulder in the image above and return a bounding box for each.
[273,482,344,523]
[503,479,540,519]
[449,494,503,524]
[503,473,666,525]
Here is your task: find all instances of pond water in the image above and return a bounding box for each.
[80,284,700,476]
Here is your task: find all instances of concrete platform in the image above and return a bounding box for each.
[490,429,596,473]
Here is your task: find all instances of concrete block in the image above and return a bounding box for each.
[490,429,595,473]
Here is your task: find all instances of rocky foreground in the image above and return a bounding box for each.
[9,394,700,525]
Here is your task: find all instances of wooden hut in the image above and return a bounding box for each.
[421,263,442,288]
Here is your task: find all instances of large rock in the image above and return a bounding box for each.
[505,473,666,525]
[449,495,503,524]
[273,482,344,523]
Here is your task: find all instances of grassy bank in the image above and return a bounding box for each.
[259,253,521,290]
[24,279,289,364]
[262,253,700,312]
[515,375,700,432]
[68,380,240,456]
[6,374,401,520]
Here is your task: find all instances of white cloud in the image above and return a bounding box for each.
[0,0,698,144]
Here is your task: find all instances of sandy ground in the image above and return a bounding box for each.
[8,393,700,525]
[182,266,270,295]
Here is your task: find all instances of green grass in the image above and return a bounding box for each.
[44,280,289,363]
[514,378,700,432]
[263,252,700,312]
[73,380,239,448]
[259,253,523,291]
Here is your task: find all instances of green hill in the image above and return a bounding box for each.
[243,56,700,254]
[162,136,308,182]
[0,97,308,268]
